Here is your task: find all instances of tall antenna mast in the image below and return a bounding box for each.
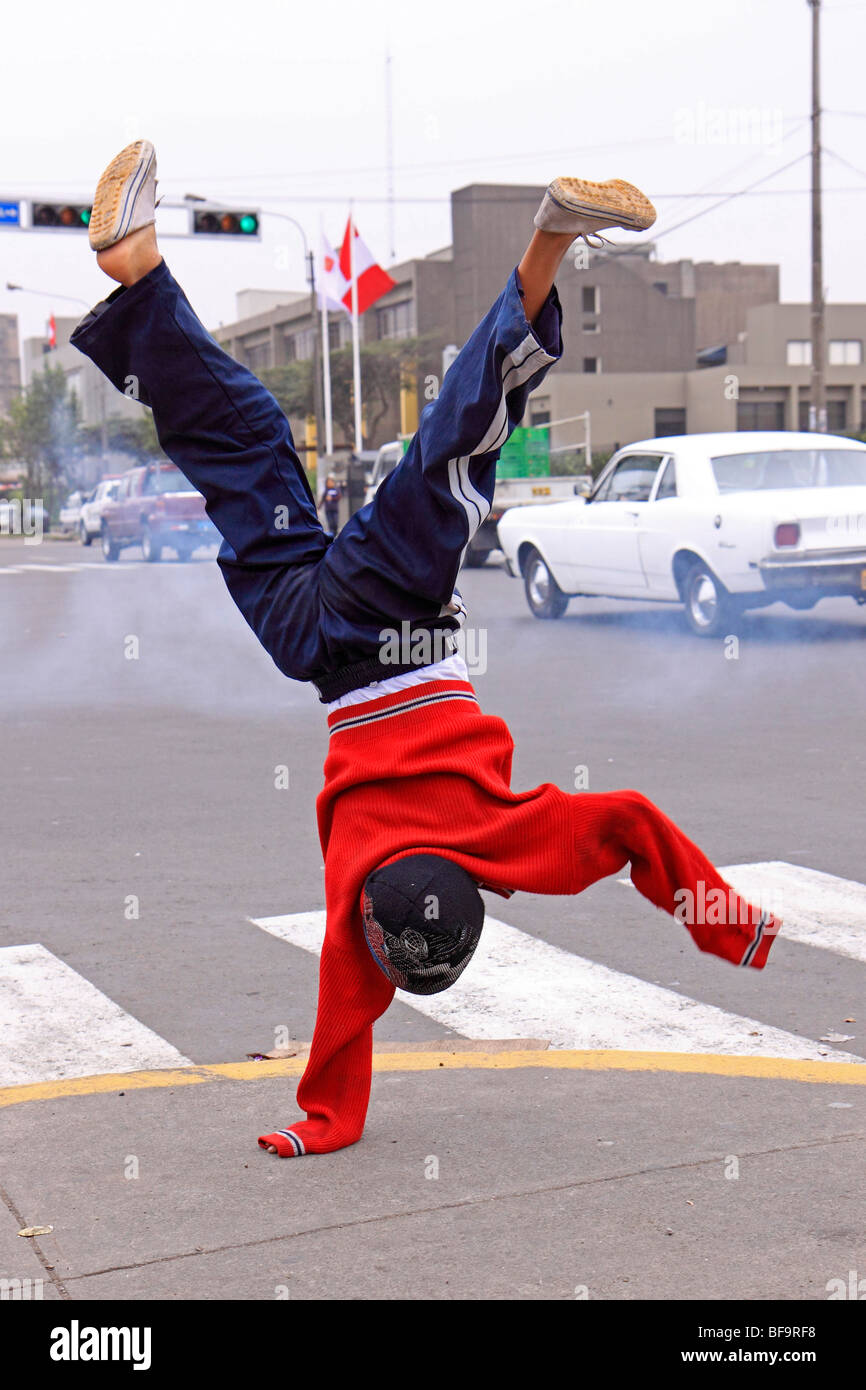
[385,44,396,264]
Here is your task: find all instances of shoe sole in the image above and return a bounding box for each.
[88,140,156,251]
[548,176,656,231]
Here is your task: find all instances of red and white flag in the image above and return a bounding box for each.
[319,234,349,315]
[47,314,57,350]
[338,218,397,315]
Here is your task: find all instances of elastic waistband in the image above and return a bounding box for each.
[313,631,460,702]
[326,679,478,735]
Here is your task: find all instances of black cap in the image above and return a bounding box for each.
[361,854,485,995]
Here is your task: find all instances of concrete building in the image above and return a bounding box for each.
[537,300,866,453]
[0,314,22,415]
[216,250,456,449]
[213,182,788,453]
[18,181,866,469]
[449,183,780,373]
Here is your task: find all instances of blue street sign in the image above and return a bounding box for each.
[0,200,22,226]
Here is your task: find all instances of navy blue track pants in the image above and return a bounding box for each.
[71,260,562,701]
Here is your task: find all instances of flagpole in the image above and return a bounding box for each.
[321,298,334,457]
[319,223,334,457]
[349,202,363,453]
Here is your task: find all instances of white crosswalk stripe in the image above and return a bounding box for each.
[617,861,866,967]
[722,863,866,966]
[2,863,862,1089]
[252,892,865,1064]
[9,563,88,572]
[0,560,150,575]
[0,944,190,1086]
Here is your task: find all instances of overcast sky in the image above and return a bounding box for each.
[3,0,866,347]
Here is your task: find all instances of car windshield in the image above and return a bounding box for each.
[711,449,866,493]
[144,467,195,495]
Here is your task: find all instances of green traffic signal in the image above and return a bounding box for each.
[192,208,260,238]
[31,202,93,230]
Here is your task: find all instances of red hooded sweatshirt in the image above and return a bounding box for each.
[258,677,778,1157]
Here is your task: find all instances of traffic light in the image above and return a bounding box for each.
[30,202,92,230]
[191,208,260,238]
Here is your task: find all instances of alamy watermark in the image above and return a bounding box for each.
[826,513,866,536]
[673,880,781,927]
[378,619,487,675]
[826,1269,866,1299]
[674,103,784,149]
[0,498,44,545]
[1,1276,44,1300]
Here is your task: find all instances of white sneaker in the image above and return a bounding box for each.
[88,140,158,252]
[534,176,656,244]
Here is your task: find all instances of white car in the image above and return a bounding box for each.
[497,431,866,635]
[79,477,122,546]
[59,491,86,532]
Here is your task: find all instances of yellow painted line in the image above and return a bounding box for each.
[1,1049,864,1110]
[0,1066,216,1108]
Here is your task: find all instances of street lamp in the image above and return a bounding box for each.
[6,281,89,310]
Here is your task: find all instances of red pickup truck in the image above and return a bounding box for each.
[100,462,218,562]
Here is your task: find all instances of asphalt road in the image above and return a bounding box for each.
[1,532,864,1306]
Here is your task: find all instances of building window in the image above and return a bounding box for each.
[786,340,812,366]
[376,299,414,341]
[583,357,600,374]
[653,281,668,296]
[798,399,847,431]
[328,318,350,351]
[583,320,600,334]
[582,286,599,315]
[654,407,686,436]
[529,398,551,426]
[284,328,316,362]
[243,341,272,371]
[829,339,862,365]
[737,401,785,431]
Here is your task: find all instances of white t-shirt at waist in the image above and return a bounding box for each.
[325,653,471,712]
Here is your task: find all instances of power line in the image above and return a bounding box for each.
[7,123,817,195]
[824,145,866,183]
[148,182,866,208]
[632,151,811,243]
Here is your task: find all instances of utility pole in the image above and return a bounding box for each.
[385,45,396,264]
[809,0,827,432]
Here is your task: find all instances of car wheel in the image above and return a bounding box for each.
[682,561,736,637]
[141,525,162,563]
[174,543,193,562]
[101,525,120,563]
[462,548,488,569]
[523,547,569,619]
[80,522,92,547]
